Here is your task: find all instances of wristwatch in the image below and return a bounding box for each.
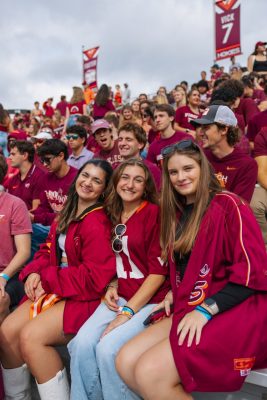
[203,298,219,315]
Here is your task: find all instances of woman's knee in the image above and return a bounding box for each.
[0,313,21,348]
[19,323,39,358]
[115,345,136,381]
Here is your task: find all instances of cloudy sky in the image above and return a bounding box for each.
[1,0,266,109]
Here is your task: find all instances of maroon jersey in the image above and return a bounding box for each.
[146,131,192,168]
[6,164,45,210]
[254,127,267,157]
[175,105,201,130]
[247,109,267,143]
[20,207,116,334]
[169,193,267,392]
[235,97,259,126]
[93,100,115,119]
[33,166,77,225]
[143,159,161,191]
[94,140,123,168]
[67,101,85,115]
[205,147,257,202]
[116,202,169,303]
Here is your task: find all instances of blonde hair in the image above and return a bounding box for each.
[70,87,85,104]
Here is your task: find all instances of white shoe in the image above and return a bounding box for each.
[1,364,31,400]
[36,368,70,400]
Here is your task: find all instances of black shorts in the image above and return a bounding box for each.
[5,273,25,308]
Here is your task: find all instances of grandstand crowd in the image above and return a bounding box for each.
[0,44,267,399]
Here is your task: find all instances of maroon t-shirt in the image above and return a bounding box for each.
[235,97,259,126]
[148,129,160,144]
[67,101,85,115]
[205,147,258,202]
[175,105,201,130]
[86,135,100,153]
[56,101,69,117]
[93,100,115,119]
[247,110,267,143]
[94,140,123,168]
[143,159,161,191]
[6,164,45,210]
[254,128,267,157]
[33,166,77,225]
[146,131,192,168]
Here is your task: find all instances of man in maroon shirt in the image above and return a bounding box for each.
[117,122,161,190]
[147,104,191,168]
[92,119,122,167]
[247,109,267,150]
[43,98,54,118]
[30,139,77,257]
[56,95,68,117]
[250,127,267,248]
[192,105,257,202]
[6,141,45,211]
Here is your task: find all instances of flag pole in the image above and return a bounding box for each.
[82,45,85,85]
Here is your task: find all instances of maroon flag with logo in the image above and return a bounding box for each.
[214,0,241,61]
[82,46,99,89]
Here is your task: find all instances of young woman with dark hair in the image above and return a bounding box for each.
[174,89,201,138]
[68,159,169,400]
[0,159,116,400]
[93,84,115,119]
[116,140,267,400]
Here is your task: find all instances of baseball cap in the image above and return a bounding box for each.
[191,105,237,127]
[255,41,266,48]
[34,131,53,140]
[91,119,110,134]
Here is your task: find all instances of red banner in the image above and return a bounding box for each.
[214,0,241,61]
[83,46,99,89]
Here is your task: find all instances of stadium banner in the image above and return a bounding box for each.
[214,0,241,61]
[82,46,99,89]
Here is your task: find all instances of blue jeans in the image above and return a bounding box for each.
[68,298,155,400]
[30,223,50,261]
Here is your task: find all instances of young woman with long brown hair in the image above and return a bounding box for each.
[116,140,267,400]
[68,159,169,400]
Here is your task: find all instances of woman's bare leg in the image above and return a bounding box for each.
[134,338,193,400]
[116,317,172,393]
[19,300,73,383]
[0,299,32,368]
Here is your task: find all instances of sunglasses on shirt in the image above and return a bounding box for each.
[66,134,79,140]
[161,139,200,158]
[112,224,127,253]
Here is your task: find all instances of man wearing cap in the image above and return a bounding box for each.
[6,140,45,211]
[66,125,94,169]
[192,105,257,202]
[92,119,123,168]
[250,127,267,249]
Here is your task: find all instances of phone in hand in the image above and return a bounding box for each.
[143,305,174,326]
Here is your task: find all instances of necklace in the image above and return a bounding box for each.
[121,205,140,222]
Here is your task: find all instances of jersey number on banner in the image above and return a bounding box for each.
[116,236,144,279]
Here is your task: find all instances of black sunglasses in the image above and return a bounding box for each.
[40,155,57,165]
[112,224,127,253]
[161,140,200,157]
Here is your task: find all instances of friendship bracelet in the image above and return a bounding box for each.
[0,273,10,282]
[117,311,132,319]
[195,305,212,321]
[122,306,135,316]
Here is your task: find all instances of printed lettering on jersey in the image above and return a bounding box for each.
[234,357,255,376]
[215,172,228,188]
[116,236,145,279]
[184,113,199,123]
[45,189,68,213]
[188,264,210,306]
[0,214,6,223]
[25,183,30,188]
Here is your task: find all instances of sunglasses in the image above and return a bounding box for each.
[40,155,57,165]
[161,139,200,157]
[66,134,79,140]
[112,224,127,253]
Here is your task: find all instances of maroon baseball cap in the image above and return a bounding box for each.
[255,41,266,48]
[91,119,110,135]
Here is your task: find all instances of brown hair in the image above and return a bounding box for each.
[105,159,158,226]
[160,145,221,260]
[0,155,8,184]
[70,87,85,104]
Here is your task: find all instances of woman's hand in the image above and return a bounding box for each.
[152,290,173,314]
[34,281,46,301]
[24,273,41,301]
[177,309,209,347]
[100,314,130,339]
[104,286,119,311]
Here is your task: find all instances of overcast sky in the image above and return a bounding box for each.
[1,0,266,109]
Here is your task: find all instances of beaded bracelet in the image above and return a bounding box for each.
[117,311,132,319]
[0,273,10,282]
[195,305,212,321]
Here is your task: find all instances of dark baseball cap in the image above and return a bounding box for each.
[191,105,237,127]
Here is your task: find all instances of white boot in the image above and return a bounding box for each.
[36,368,70,400]
[1,364,31,400]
